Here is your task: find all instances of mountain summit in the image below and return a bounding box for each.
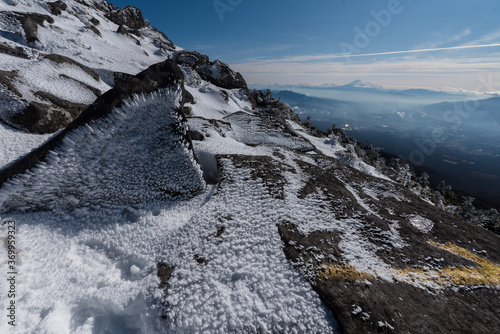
[342,80,384,89]
[0,1,499,333]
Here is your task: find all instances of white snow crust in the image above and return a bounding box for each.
[0,0,173,77]
[0,52,110,108]
[0,122,53,168]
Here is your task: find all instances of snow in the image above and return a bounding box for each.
[184,79,253,120]
[0,52,110,106]
[0,75,345,332]
[288,120,391,180]
[407,215,434,233]
[0,122,53,168]
[0,0,174,85]
[0,163,340,332]
[155,160,338,333]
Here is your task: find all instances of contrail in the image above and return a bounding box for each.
[336,43,500,59]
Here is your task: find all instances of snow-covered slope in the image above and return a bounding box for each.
[0,0,175,133]
[0,1,499,334]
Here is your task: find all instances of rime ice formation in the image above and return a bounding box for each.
[0,59,205,211]
[0,88,205,211]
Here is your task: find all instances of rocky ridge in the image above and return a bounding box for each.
[0,0,175,133]
[0,1,499,333]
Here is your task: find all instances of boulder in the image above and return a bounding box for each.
[105,5,146,31]
[113,71,135,86]
[0,11,54,46]
[116,24,127,35]
[173,50,209,68]
[47,1,68,16]
[196,60,247,89]
[7,12,52,45]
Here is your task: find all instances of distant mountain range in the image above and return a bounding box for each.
[265,80,499,105]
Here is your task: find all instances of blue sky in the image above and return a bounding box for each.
[111,0,500,91]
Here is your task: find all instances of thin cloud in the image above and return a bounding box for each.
[463,29,500,46]
[257,43,500,63]
[232,53,500,90]
[416,28,472,49]
[234,56,500,75]
[335,43,500,59]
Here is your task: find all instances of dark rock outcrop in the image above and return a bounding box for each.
[1,11,55,46]
[105,5,146,31]
[116,24,128,35]
[0,41,31,59]
[0,70,21,96]
[47,1,68,16]
[85,24,102,37]
[196,60,247,89]
[8,97,86,133]
[172,51,246,90]
[173,50,209,68]
[113,71,135,86]
[247,89,302,124]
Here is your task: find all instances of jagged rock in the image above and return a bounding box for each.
[0,59,205,210]
[116,24,128,35]
[15,12,54,45]
[150,26,175,49]
[196,60,247,89]
[105,5,146,31]
[246,89,302,127]
[113,71,135,86]
[47,1,68,16]
[0,11,53,46]
[85,24,101,37]
[173,50,209,68]
[183,89,194,104]
[85,0,116,13]
[0,70,21,96]
[8,95,86,133]
[0,41,30,58]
